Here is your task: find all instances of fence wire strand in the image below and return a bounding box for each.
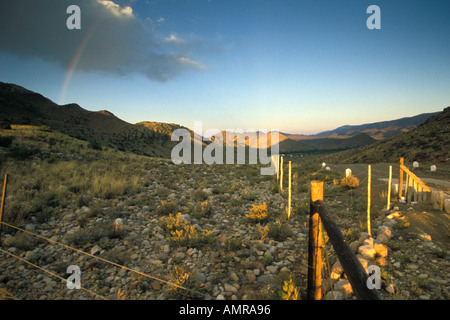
[0,221,215,300]
[0,247,108,300]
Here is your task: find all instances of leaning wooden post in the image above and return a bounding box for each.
[387,165,392,210]
[288,161,292,219]
[399,157,404,199]
[307,180,324,300]
[367,165,371,237]
[0,174,8,239]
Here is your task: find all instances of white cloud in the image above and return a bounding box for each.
[177,57,205,70]
[0,0,206,82]
[98,0,133,17]
[165,34,180,42]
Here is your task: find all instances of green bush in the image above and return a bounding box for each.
[87,140,102,151]
[8,145,40,160]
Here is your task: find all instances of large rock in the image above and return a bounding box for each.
[377,225,392,242]
[334,279,353,299]
[358,244,376,259]
[373,243,389,257]
[324,290,344,300]
[330,261,343,280]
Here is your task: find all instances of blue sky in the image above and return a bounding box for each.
[1,0,449,134]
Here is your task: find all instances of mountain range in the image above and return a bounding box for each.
[0,81,442,159]
[0,81,203,158]
[322,106,450,163]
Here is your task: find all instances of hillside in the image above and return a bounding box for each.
[0,82,200,158]
[312,112,439,140]
[322,106,450,164]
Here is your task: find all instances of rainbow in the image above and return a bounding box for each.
[58,20,100,105]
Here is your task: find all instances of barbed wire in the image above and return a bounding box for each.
[0,247,108,300]
[0,221,215,300]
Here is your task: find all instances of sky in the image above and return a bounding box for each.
[0,0,449,135]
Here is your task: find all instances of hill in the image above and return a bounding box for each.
[311,112,439,140]
[0,82,200,158]
[322,106,450,164]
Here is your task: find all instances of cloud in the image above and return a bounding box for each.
[98,0,134,17]
[0,0,205,82]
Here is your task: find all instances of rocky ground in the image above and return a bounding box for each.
[0,161,449,300]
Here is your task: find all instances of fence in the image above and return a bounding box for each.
[0,174,214,300]
[398,157,431,203]
[307,181,382,300]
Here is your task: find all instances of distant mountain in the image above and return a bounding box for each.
[311,112,439,140]
[322,106,450,163]
[205,110,437,155]
[0,81,202,158]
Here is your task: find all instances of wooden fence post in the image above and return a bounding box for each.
[387,165,392,210]
[280,156,284,192]
[311,200,382,300]
[288,161,292,219]
[367,165,371,237]
[0,174,8,239]
[308,180,324,300]
[399,157,404,199]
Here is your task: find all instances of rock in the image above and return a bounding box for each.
[230,272,239,282]
[62,213,76,222]
[151,281,162,291]
[358,244,376,259]
[150,259,163,266]
[174,252,186,259]
[216,294,225,300]
[331,261,343,279]
[334,279,353,299]
[385,283,395,294]
[162,245,170,253]
[358,257,369,271]
[377,225,392,239]
[224,283,237,293]
[257,274,272,285]
[324,290,344,300]
[418,233,432,242]
[349,241,360,254]
[377,234,390,243]
[245,270,256,282]
[266,265,278,274]
[25,224,35,231]
[375,257,388,267]
[373,243,389,257]
[90,245,102,255]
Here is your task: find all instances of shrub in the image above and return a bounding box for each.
[160,212,216,247]
[341,175,360,189]
[225,238,244,251]
[8,145,40,160]
[246,202,268,222]
[158,200,178,215]
[281,276,301,300]
[0,136,13,148]
[167,265,204,299]
[267,221,293,241]
[87,140,102,151]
